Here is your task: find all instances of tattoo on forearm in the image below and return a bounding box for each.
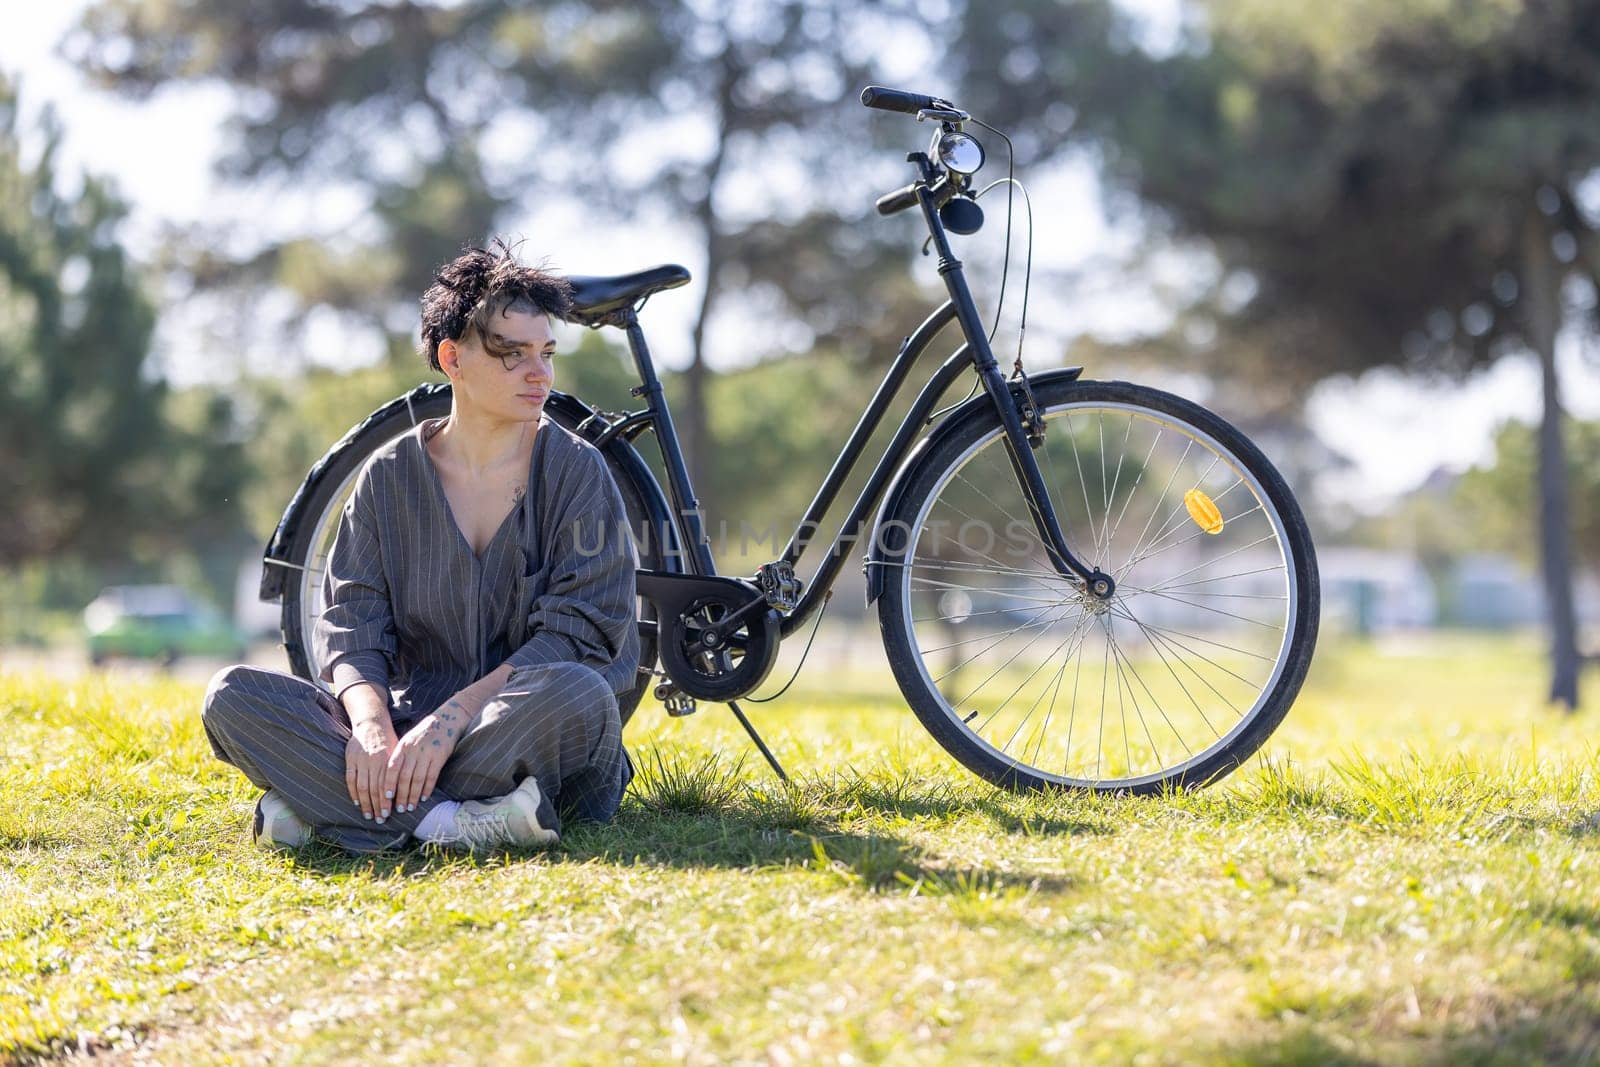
[434,697,480,735]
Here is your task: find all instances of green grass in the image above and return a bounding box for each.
[4,634,1600,1064]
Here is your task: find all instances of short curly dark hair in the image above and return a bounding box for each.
[418,239,575,372]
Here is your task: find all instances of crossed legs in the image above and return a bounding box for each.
[201,661,631,852]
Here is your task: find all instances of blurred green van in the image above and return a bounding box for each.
[83,585,248,667]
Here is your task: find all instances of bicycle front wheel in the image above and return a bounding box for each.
[877,378,1319,794]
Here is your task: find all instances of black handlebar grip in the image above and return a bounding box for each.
[860,85,939,115]
[876,183,921,216]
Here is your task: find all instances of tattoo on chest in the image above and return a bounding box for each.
[512,484,525,507]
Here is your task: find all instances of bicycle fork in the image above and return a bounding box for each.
[915,180,1115,600]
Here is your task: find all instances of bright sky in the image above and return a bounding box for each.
[4,2,1597,512]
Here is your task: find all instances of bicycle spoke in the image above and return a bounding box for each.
[1121,587,1287,632]
[913,604,1066,625]
[931,601,1071,685]
[1097,412,1111,560]
[1121,469,1241,574]
[1098,411,1136,557]
[1106,624,1165,771]
[1064,411,1100,568]
[1024,636,1076,769]
[1063,620,1085,776]
[1104,424,1163,556]
[1118,608,1227,741]
[946,602,1082,706]
[937,472,1079,576]
[1121,448,1220,576]
[1117,501,1267,576]
[1111,603,1272,674]
[1122,437,1192,578]
[1127,471,1244,568]
[906,555,1073,582]
[1038,415,1085,562]
[1112,616,1133,775]
[921,604,1081,657]
[1132,533,1281,593]
[1107,623,1195,763]
[909,575,1069,607]
[1124,610,1248,727]
[982,611,1099,743]
[1117,585,1288,601]
[979,620,1094,755]
[1096,619,1110,779]
[1140,562,1288,596]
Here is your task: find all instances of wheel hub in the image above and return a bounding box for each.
[1078,588,1115,616]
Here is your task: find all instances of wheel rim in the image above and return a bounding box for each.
[295,460,372,688]
[897,399,1300,789]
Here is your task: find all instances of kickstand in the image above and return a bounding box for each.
[725,699,788,782]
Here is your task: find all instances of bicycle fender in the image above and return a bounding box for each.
[259,384,682,601]
[862,366,1084,606]
[259,383,451,601]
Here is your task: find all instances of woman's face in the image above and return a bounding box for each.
[439,310,556,425]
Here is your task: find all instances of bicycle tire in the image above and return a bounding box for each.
[277,387,663,726]
[877,378,1319,794]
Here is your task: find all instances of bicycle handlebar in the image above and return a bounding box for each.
[876,183,920,217]
[860,85,940,115]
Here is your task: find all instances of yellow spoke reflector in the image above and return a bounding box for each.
[1184,488,1224,535]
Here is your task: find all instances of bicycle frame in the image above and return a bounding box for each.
[591,161,1103,641]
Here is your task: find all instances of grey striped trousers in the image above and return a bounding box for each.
[201,661,632,852]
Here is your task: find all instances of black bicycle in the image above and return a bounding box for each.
[260,86,1319,795]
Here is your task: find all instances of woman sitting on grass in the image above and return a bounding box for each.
[202,242,640,854]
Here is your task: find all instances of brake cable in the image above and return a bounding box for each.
[744,589,833,703]
[926,116,1037,423]
[968,117,1034,378]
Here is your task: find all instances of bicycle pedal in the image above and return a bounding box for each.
[654,682,698,717]
[756,560,802,613]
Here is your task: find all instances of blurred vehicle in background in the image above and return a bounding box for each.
[83,585,248,667]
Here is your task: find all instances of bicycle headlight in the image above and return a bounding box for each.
[935,131,985,175]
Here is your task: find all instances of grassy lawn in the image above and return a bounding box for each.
[4,633,1600,1064]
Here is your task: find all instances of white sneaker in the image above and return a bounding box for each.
[431,777,560,853]
[251,789,313,850]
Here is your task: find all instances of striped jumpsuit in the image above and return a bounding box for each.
[202,415,640,852]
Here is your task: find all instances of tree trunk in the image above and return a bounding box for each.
[682,60,736,538]
[1522,208,1582,710]
[686,205,721,528]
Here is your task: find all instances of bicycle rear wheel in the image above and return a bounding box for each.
[877,378,1318,793]
[277,387,662,726]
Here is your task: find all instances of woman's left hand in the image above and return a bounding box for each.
[385,713,459,814]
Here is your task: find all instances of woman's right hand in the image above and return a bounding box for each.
[345,719,398,823]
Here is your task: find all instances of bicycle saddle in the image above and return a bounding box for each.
[565,264,691,325]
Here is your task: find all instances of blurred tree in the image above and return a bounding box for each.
[1456,418,1600,577]
[960,0,1600,707]
[0,76,247,579]
[68,0,938,524]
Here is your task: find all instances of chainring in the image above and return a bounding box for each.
[655,591,782,702]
